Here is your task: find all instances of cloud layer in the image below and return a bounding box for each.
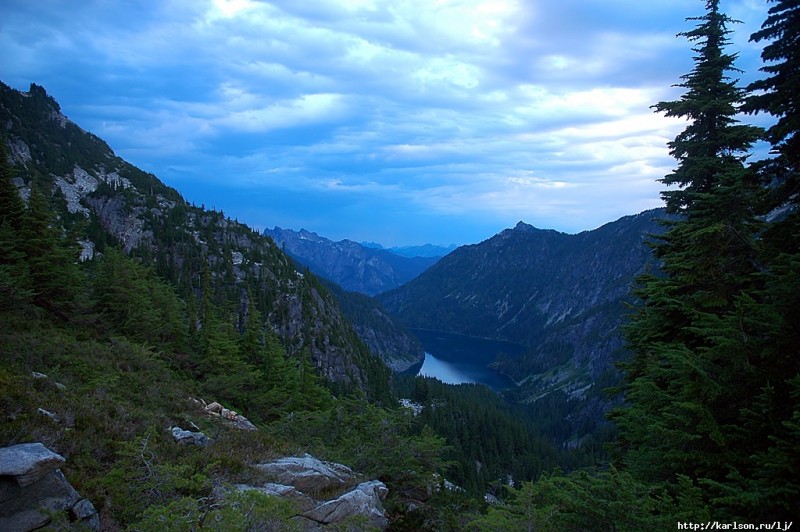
[1,0,770,245]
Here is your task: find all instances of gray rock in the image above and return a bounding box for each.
[37,408,60,422]
[235,456,389,530]
[0,442,65,487]
[302,480,388,529]
[170,426,211,446]
[254,454,357,494]
[0,444,99,531]
[234,482,315,512]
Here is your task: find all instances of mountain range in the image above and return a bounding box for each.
[378,212,670,435]
[360,242,457,259]
[2,79,668,441]
[263,226,441,296]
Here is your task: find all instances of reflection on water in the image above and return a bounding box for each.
[419,352,478,385]
[413,329,524,392]
[418,352,513,391]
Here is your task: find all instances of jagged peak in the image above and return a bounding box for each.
[513,221,535,231]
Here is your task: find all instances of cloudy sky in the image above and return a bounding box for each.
[1,0,771,247]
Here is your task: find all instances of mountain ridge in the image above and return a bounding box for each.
[0,80,394,398]
[264,226,439,296]
[378,208,671,429]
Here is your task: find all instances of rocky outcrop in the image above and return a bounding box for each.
[170,426,211,446]
[189,397,258,431]
[302,480,388,529]
[254,454,357,494]
[230,454,389,530]
[0,442,99,531]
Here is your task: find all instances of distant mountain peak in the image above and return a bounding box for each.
[263,226,440,295]
[513,221,534,231]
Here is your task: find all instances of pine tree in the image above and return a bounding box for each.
[611,0,764,515]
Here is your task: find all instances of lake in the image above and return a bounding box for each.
[412,329,525,392]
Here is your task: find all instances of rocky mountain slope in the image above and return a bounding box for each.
[379,211,670,407]
[264,226,439,296]
[0,81,392,396]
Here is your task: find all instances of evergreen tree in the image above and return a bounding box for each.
[0,143,32,307]
[611,0,764,516]
[17,179,83,316]
[745,0,800,210]
[727,0,800,518]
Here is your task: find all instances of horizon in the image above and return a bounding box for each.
[1,0,772,247]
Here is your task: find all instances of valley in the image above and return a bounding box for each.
[3,1,800,519]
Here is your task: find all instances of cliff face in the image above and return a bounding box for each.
[0,81,389,395]
[264,227,438,296]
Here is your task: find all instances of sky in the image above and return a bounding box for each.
[1,0,773,247]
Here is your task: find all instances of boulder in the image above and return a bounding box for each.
[233,455,389,530]
[302,480,389,529]
[254,454,357,493]
[0,442,65,487]
[0,443,99,531]
[170,426,211,446]
[205,401,223,414]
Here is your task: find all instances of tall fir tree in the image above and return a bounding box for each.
[745,0,800,211]
[611,0,765,517]
[730,0,800,519]
[0,143,32,306]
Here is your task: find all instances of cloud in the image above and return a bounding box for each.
[0,0,770,245]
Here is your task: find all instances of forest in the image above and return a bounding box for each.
[1,0,798,529]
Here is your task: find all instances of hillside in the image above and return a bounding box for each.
[0,81,391,400]
[1,82,600,529]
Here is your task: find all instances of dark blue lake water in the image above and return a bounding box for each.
[412,329,525,392]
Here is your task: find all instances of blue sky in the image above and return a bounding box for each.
[1,0,771,247]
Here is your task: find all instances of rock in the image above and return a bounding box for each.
[0,443,99,531]
[205,401,223,414]
[29,371,66,390]
[302,480,388,529]
[231,457,389,530]
[37,408,60,422]
[234,483,315,512]
[230,414,257,431]
[170,426,211,446]
[254,454,357,494]
[201,399,257,431]
[0,442,65,487]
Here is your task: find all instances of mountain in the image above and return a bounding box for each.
[362,242,457,258]
[379,211,669,421]
[263,226,439,295]
[0,81,391,399]
[320,280,424,372]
